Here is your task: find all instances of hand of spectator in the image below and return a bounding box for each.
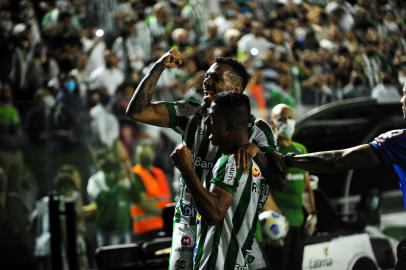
[171,144,193,172]
[235,143,259,172]
[158,48,183,68]
[304,214,317,236]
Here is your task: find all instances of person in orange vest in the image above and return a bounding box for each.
[131,141,172,240]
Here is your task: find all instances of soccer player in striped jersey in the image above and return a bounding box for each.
[126,49,282,269]
[280,83,406,270]
[171,92,271,270]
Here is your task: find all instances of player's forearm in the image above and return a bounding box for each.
[288,145,377,173]
[126,61,165,116]
[288,150,350,173]
[180,167,225,225]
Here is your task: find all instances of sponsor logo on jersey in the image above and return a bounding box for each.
[181,203,196,217]
[251,182,270,196]
[224,161,236,185]
[181,235,192,246]
[246,255,255,263]
[234,264,249,270]
[252,165,261,177]
[194,156,214,169]
[198,126,207,135]
[175,259,186,269]
[286,173,304,181]
[175,246,194,253]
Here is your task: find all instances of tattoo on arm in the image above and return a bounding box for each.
[127,63,165,115]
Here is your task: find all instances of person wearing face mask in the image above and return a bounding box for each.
[87,149,140,247]
[265,103,317,270]
[0,81,25,195]
[130,141,171,240]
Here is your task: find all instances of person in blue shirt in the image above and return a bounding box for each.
[280,83,406,270]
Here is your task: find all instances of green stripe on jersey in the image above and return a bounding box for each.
[185,113,202,149]
[206,222,224,269]
[165,102,177,129]
[194,222,208,270]
[224,173,253,269]
[255,119,277,151]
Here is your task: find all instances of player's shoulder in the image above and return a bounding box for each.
[172,99,202,116]
[249,114,271,129]
[291,141,308,154]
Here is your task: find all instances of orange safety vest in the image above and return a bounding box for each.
[130,164,171,234]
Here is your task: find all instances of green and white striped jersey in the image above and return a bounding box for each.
[165,100,276,225]
[193,155,270,270]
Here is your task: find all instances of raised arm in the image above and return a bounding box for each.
[125,49,183,127]
[285,144,382,173]
[171,144,233,226]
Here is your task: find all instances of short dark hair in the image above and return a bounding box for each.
[215,57,250,89]
[213,92,251,126]
[55,173,76,192]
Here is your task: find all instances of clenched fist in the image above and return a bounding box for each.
[171,144,193,172]
[157,48,183,68]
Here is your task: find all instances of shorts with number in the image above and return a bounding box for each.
[169,222,196,270]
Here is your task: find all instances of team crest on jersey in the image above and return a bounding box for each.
[252,165,261,177]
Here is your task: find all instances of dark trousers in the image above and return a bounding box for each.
[267,226,304,270]
[396,238,406,270]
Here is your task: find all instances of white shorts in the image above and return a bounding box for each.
[169,222,196,270]
[169,222,267,270]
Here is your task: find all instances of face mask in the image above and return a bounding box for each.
[277,119,296,139]
[42,95,55,108]
[64,80,77,92]
[139,153,154,169]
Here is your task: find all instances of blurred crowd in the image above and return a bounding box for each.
[0,0,405,269]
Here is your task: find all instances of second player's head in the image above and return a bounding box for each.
[202,57,249,106]
[206,92,250,152]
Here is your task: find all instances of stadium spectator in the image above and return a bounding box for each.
[371,73,401,100]
[130,141,171,240]
[89,50,124,98]
[112,16,145,77]
[0,167,35,270]
[0,81,25,194]
[265,104,317,270]
[87,150,135,247]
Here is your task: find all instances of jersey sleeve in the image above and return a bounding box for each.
[164,99,201,135]
[210,155,243,195]
[369,129,406,165]
[249,116,277,153]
